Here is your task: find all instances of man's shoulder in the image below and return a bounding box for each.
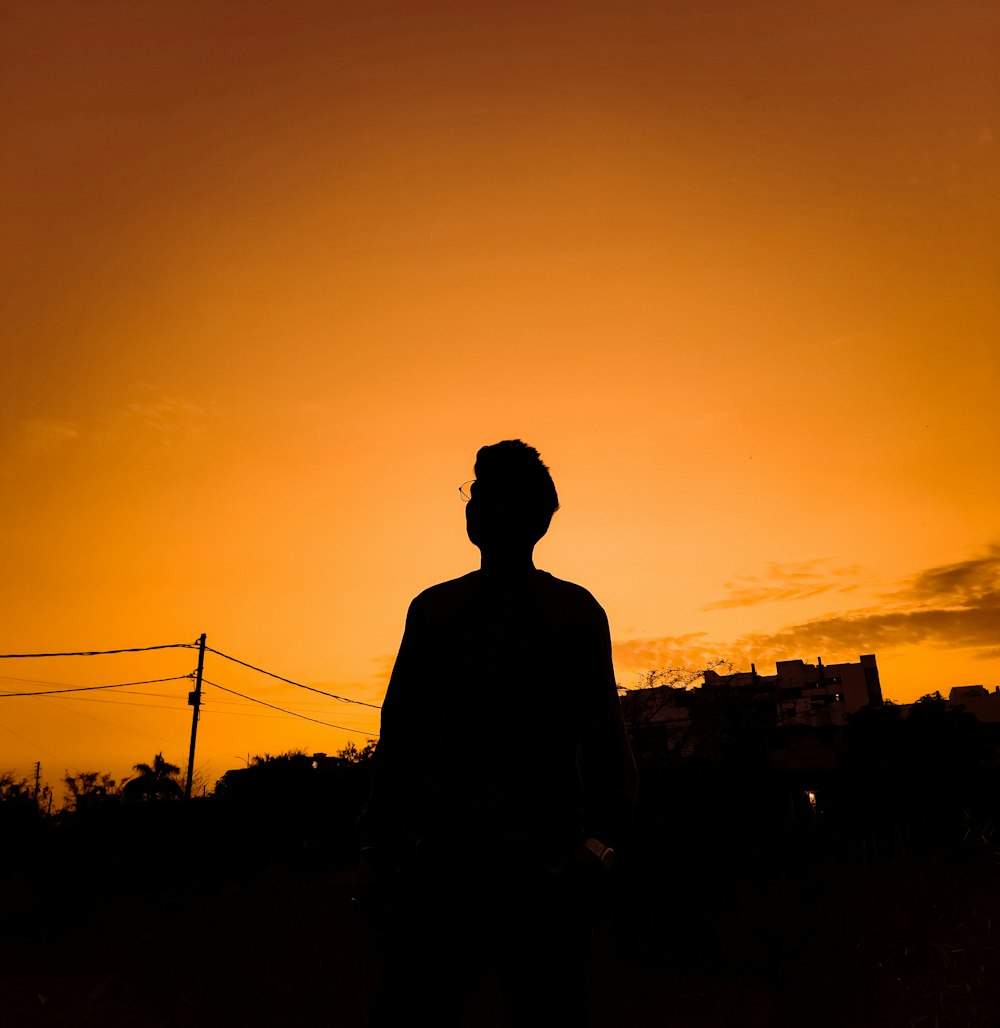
[409,572,479,613]
[407,569,607,623]
[536,572,608,620]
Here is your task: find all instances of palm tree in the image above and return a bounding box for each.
[122,752,183,802]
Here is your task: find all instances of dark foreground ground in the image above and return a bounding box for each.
[6,709,1000,1028]
[2,853,999,1028]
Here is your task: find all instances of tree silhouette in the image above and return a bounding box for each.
[336,739,377,764]
[622,660,741,760]
[122,752,183,802]
[1,772,31,805]
[63,770,117,811]
[0,771,50,817]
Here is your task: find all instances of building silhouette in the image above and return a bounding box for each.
[703,653,883,726]
[623,654,884,749]
[945,684,1000,723]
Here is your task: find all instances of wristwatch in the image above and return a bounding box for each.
[583,837,615,868]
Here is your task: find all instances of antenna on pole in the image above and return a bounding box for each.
[185,633,207,799]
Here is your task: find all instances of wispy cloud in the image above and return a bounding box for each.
[370,653,396,688]
[20,418,80,453]
[702,558,862,610]
[17,395,216,456]
[613,633,719,674]
[122,396,216,448]
[615,545,1000,673]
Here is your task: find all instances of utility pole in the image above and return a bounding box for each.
[185,632,207,800]
[33,761,41,803]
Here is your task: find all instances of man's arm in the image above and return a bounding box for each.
[359,596,427,855]
[579,601,638,855]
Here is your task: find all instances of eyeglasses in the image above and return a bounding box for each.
[459,480,475,502]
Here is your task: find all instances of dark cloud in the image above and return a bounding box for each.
[734,596,1000,666]
[615,545,1000,673]
[901,543,1000,605]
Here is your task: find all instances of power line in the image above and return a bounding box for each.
[0,675,191,698]
[2,674,110,688]
[191,706,292,720]
[203,678,377,736]
[0,639,381,708]
[206,694,329,709]
[0,642,195,659]
[25,693,189,713]
[0,720,81,773]
[32,693,192,751]
[204,647,381,709]
[0,680,193,701]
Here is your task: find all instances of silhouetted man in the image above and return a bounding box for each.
[360,440,637,1026]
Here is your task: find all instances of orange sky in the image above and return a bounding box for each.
[2,1,998,793]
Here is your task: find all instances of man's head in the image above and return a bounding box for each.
[465,440,560,551]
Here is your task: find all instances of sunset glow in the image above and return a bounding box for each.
[3,1,998,791]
